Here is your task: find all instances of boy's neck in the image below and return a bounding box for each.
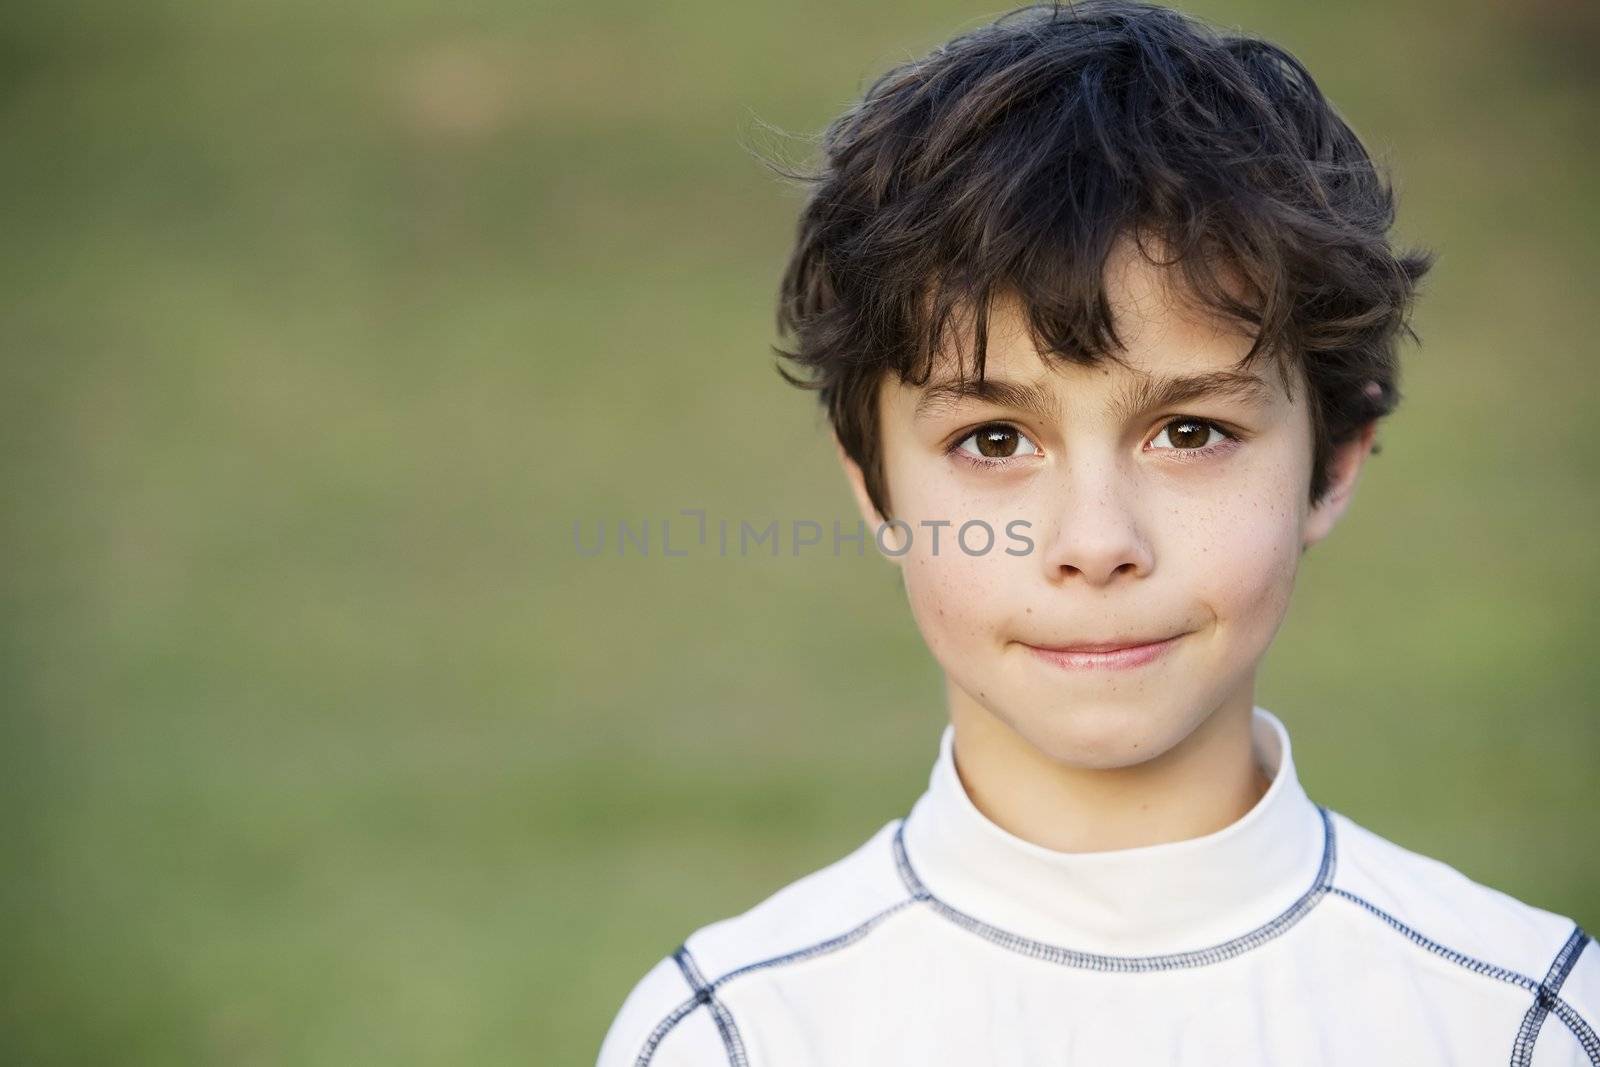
[946,688,1271,854]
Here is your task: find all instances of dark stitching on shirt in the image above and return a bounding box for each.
[709,895,922,988]
[1326,887,1544,992]
[1510,926,1589,1066]
[631,987,706,1067]
[888,804,1338,972]
[1321,889,1600,1065]
[631,893,920,1065]
[1549,978,1600,1066]
[674,946,750,1067]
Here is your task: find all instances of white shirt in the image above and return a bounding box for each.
[597,706,1599,1065]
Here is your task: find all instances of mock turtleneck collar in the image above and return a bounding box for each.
[897,705,1329,958]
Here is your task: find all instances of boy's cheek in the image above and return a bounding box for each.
[901,550,1009,651]
[900,551,1048,688]
[1186,517,1303,649]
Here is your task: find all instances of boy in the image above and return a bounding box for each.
[598,2,1599,1063]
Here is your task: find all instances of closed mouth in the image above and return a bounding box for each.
[1027,634,1181,654]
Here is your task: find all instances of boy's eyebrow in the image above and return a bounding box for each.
[913,369,1274,424]
[1107,369,1276,423]
[914,376,1061,424]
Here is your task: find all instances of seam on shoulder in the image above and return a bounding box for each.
[634,824,920,1062]
[705,893,922,992]
[631,985,707,1067]
[1511,926,1591,1066]
[1549,941,1600,1067]
[1550,996,1600,1064]
[674,945,748,1067]
[1327,886,1542,993]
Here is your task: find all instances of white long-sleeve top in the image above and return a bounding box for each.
[597,706,1598,1065]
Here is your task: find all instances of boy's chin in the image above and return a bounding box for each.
[998,700,1210,771]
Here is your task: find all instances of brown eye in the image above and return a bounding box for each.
[1151,417,1227,451]
[955,423,1040,462]
[977,426,1018,457]
[1152,415,1235,454]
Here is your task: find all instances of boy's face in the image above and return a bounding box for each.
[839,238,1376,770]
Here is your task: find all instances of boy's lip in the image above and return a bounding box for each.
[1026,633,1183,653]
[1020,632,1187,671]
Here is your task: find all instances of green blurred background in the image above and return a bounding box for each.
[2,1,1595,1062]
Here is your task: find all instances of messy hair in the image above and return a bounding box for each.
[769,0,1434,519]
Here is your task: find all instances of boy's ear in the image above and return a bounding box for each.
[1303,418,1380,551]
[834,436,905,564]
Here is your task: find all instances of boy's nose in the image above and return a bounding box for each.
[1035,466,1154,586]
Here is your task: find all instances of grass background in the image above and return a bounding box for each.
[1,1,1596,1062]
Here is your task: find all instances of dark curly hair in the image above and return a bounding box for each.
[768,0,1434,520]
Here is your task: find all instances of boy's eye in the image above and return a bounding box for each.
[955,423,1040,461]
[1150,417,1231,451]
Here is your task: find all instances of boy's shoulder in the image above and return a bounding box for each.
[1324,809,1600,1062]
[1320,808,1599,1062]
[1325,807,1590,983]
[595,817,912,1067]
